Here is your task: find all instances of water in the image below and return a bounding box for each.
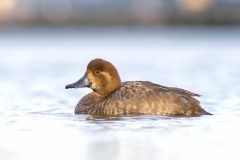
[0,26,240,160]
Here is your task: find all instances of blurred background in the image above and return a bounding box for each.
[1,0,240,26]
[1,1,240,160]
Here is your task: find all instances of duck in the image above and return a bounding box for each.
[65,58,212,116]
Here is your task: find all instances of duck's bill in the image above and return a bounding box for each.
[65,75,91,89]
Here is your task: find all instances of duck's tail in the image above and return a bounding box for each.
[202,109,213,115]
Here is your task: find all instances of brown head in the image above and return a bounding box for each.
[65,58,121,97]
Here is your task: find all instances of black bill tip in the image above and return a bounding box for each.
[65,84,75,89]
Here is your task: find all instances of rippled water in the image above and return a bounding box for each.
[0,26,240,160]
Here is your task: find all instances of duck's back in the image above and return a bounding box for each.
[76,81,210,116]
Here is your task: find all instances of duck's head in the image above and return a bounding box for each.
[65,58,121,96]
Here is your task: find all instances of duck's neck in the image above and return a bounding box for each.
[98,75,121,97]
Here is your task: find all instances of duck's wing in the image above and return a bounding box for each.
[139,81,200,97]
[117,81,200,100]
[108,81,207,116]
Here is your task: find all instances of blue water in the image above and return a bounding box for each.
[0,26,240,160]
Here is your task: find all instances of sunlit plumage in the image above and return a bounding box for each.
[66,58,212,116]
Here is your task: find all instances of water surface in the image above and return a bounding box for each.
[0,26,240,160]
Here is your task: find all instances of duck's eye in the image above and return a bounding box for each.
[95,70,101,75]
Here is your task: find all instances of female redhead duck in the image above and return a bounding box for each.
[66,58,212,116]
